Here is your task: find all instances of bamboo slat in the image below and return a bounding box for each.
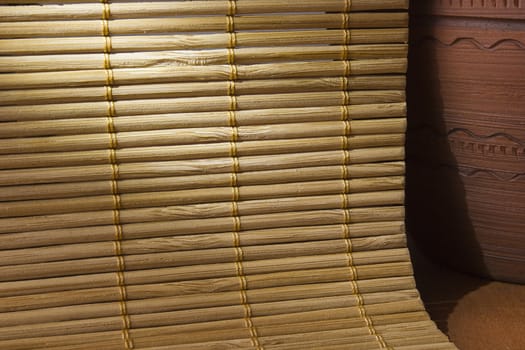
[0,227,407,265]
[0,1,409,21]
[0,59,407,93]
[0,45,409,74]
[0,13,408,38]
[0,28,408,55]
[0,69,408,106]
[0,134,406,171]
[0,249,410,283]
[0,274,415,313]
[0,119,406,155]
[0,288,418,327]
[0,193,405,234]
[137,328,444,350]
[0,314,439,345]
[0,102,406,138]
[0,89,406,121]
[0,310,426,350]
[0,147,405,186]
[0,179,405,218]
[0,213,405,250]
[0,317,427,349]
[0,249,412,297]
[0,304,433,344]
[0,163,405,201]
[154,318,444,349]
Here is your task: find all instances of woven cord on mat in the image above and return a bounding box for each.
[0,1,456,349]
[101,1,133,348]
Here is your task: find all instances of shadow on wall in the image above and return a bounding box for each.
[405,2,490,334]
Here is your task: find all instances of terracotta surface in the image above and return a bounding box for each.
[410,242,525,350]
[407,0,525,283]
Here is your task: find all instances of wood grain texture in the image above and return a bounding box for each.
[0,1,456,349]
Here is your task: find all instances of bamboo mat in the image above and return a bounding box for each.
[0,1,457,349]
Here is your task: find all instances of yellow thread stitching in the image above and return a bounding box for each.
[344,0,352,13]
[227,0,237,18]
[343,26,351,61]
[227,2,262,348]
[344,59,351,78]
[343,179,351,196]
[342,1,390,348]
[101,1,133,348]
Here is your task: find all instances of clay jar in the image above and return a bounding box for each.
[407,1,525,283]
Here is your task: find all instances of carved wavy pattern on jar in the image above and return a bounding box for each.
[413,0,525,19]
[437,0,524,8]
[458,167,525,182]
[412,36,525,51]
[448,129,525,158]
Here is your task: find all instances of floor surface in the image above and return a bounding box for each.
[411,244,525,350]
